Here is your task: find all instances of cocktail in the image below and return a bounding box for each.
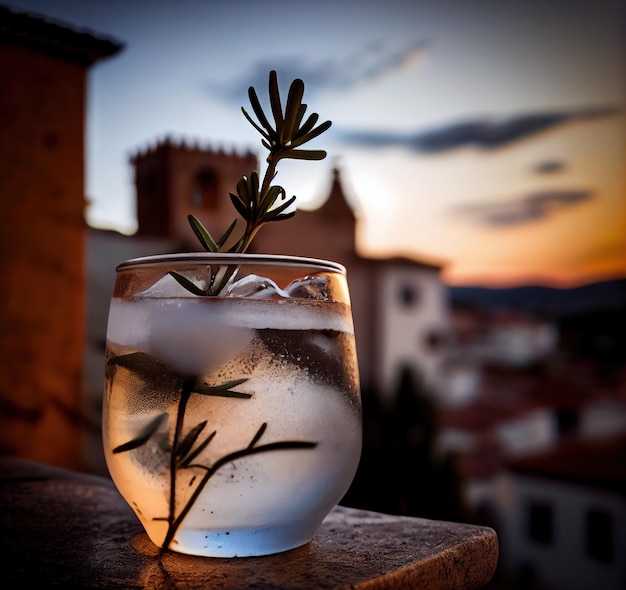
[103,254,361,557]
[102,72,362,557]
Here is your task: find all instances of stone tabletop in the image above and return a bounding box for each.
[0,458,498,589]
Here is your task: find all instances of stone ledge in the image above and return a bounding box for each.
[0,458,498,589]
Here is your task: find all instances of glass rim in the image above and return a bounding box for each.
[116,252,347,274]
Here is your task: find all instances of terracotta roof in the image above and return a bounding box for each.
[354,253,445,272]
[442,400,538,432]
[0,4,123,65]
[509,434,626,494]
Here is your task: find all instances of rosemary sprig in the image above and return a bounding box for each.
[170,70,332,296]
[108,350,317,552]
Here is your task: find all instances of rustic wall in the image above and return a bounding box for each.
[0,42,87,469]
[0,7,121,470]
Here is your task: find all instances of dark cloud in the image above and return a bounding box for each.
[534,160,567,174]
[203,57,311,105]
[201,39,428,105]
[339,107,619,153]
[452,190,593,228]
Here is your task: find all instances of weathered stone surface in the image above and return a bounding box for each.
[0,459,498,589]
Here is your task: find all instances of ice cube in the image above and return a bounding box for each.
[226,275,290,299]
[146,301,255,375]
[285,276,329,300]
[139,272,199,298]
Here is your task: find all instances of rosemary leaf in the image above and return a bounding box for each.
[282,78,305,143]
[188,214,219,252]
[229,192,249,220]
[176,420,208,464]
[192,377,251,399]
[264,195,296,220]
[113,413,168,454]
[277,149,327,161]
[246,85,275,140]
[217,219,238,249]
[179,430,217,467]
[268,70,284,134]
[247,422,267,449]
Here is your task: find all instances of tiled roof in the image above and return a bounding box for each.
[509,434,626,494]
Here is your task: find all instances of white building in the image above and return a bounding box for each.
[496,435,626,590]
[370,257,450,405]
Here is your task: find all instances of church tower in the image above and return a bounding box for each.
[132,141,358,266]
[252,166,359,265]
[131,138,257,249]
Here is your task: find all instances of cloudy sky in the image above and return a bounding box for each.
[6,0,625,286]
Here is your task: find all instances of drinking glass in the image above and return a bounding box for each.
[102,253,362,557]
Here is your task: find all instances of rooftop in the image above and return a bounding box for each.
[0,4,123,65]
[509,434,626,494]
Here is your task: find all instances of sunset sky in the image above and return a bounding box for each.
[7,0,626,287]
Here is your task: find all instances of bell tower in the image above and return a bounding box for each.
[252,166,359,262]
[131,137,258,249]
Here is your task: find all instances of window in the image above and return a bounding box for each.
[423,330,447,352]
[398,282,419,308]
[145,171,158,198]
[527,502,553,544]
[586,509,614,563]
[556,407,579,437]
[191,168,218,209]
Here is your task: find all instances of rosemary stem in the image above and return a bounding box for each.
[164,383,192,550]
[165,440,318,548]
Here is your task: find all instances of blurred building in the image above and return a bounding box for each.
[497,435,626,590]
[0,5,122,470]
[436,300,626,589]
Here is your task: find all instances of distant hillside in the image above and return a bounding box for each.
[448,278,626,318]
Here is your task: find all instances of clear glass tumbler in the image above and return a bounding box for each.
[102,253,362,557]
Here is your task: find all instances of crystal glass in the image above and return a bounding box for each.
[102,253,362,557]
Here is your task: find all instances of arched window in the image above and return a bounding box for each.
[191,168,218,209]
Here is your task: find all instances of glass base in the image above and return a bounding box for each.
[163,521,317,557]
